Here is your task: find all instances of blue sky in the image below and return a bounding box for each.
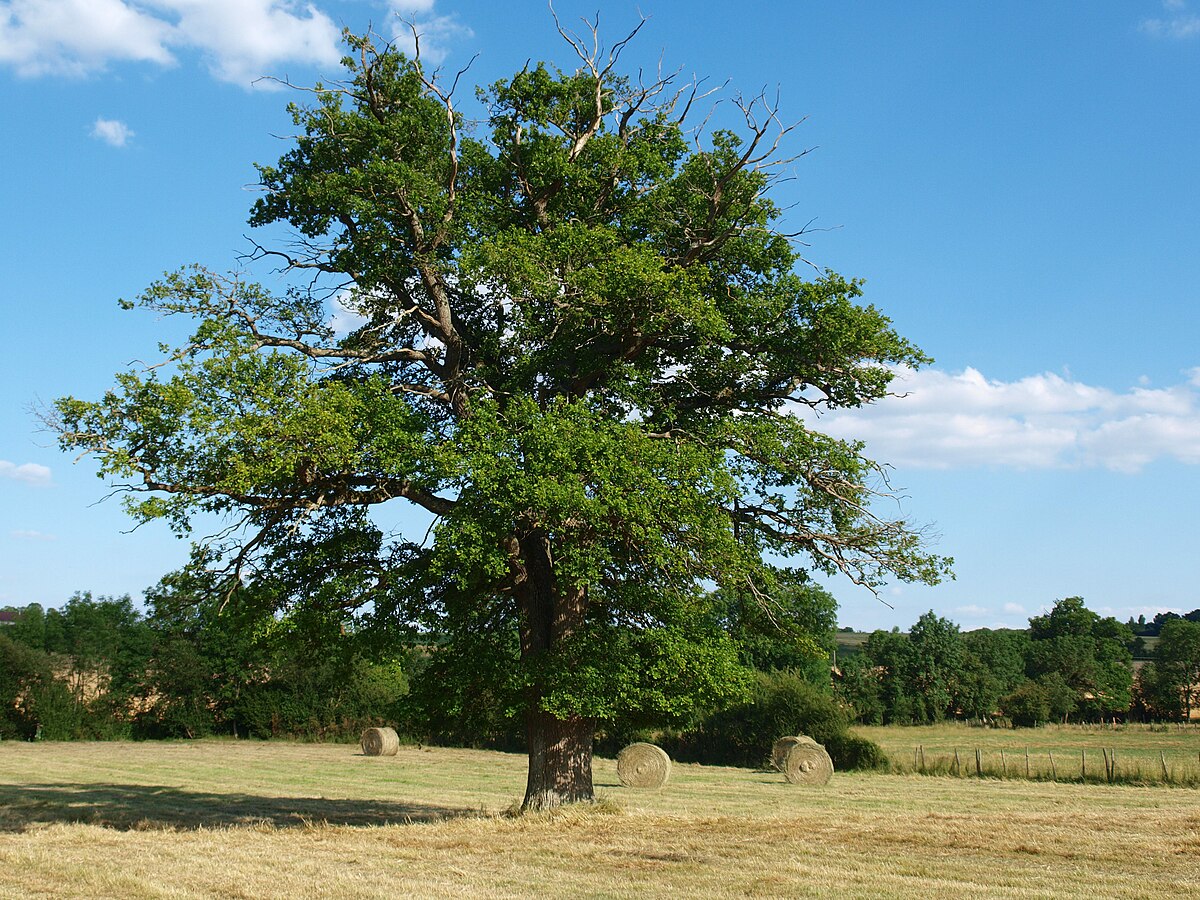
[2,0,1198,631]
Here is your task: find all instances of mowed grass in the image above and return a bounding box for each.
[858,722,1200,783]
[1,739,1199,898]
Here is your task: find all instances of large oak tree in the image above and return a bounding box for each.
[55,22,950,810]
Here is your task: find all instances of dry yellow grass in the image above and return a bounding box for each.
[1,739,1198,898]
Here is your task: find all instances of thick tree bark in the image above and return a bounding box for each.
[523,709,596,811]
[515,529,596,811]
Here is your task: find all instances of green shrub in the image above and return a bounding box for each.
[1002,680,1051,727]
[824,731,889,771]
[661,670,882,771]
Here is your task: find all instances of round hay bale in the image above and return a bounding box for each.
[771,735,819,771]
[783,740,834,785]
[617,742,671,789]
[360,726,400,757]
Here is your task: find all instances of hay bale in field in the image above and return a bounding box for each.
[771,735,819,771]
[360,726,400,757]
[617,742,671,789]
[782,740,834,785]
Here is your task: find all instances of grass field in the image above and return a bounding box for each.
[2,738,1199,898]
[859,722,1200,784]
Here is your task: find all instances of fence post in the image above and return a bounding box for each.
[1081,749,1086,780]
[1001,748,1007,777]
[1161,750,1169,782]
[1025,747,1030,779]
[954,748,961,776]
[975,748,982,777]
[1102,747,1109,782]
[1049,751,1056,780]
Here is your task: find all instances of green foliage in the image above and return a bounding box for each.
[236,652,408,741]
[5,603,47,651]
[904,611,962,723]
[1001,680,1052,727]
[833,652,885,725]
[720,576,838,677]
[955,628,1031,720]
[1027,597,1133,719]
[1144,618,1200,720]
[823,731,890,771]
[0,633,55,739]
[663,670,881,771]
[51,26,950,802]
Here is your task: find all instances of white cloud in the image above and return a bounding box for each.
[90,116,132,147]
[954,604,989,617]
[1002,603,1027,616]
[0,0,175,77]
[1142,0,1200,38]
[0,460,52,486]
[801,366,1200,472]
[161,0,342,87]
[0,0,395,86]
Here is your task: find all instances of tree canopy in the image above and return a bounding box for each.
[54,22,950,809]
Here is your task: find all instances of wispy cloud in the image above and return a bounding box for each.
[800,366,1200,472]
[0,460,52,486]
[0,1,467,87]
[90,116,132,147]
[1141,0,1200,38]
[10,529,57,541]
[386,1,472,65]
[328,290,370,337]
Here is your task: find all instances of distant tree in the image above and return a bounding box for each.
[50,24,949,808]
[1153,618,1200,720]
[834,651,884,725]
[1131,662,1182,721]
[1038,672,1078,722]
[6,603,47,651]
[1026,597,1132,719]
[0,633,52,739]
[904,611,962,723]
[952,629,1031,722]
[953,650,1003,722]
[0,631,81,740]
[137,570,275,738]
[962,628,1029,695]
[37,593,155,733]
[861,628,917,724]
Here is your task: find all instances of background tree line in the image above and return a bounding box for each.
[0,575,410,743]
[1,571,894,771]
[835,597,1200,727]
[5,586,1198,753]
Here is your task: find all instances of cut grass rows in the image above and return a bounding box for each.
[2,738,1200,898]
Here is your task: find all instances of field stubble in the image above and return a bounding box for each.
[0,738,1198,898]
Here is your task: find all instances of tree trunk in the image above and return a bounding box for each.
[514,529,596,811]
[523,709,596,811]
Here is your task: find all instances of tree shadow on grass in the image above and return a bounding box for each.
[0,782,477,833]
